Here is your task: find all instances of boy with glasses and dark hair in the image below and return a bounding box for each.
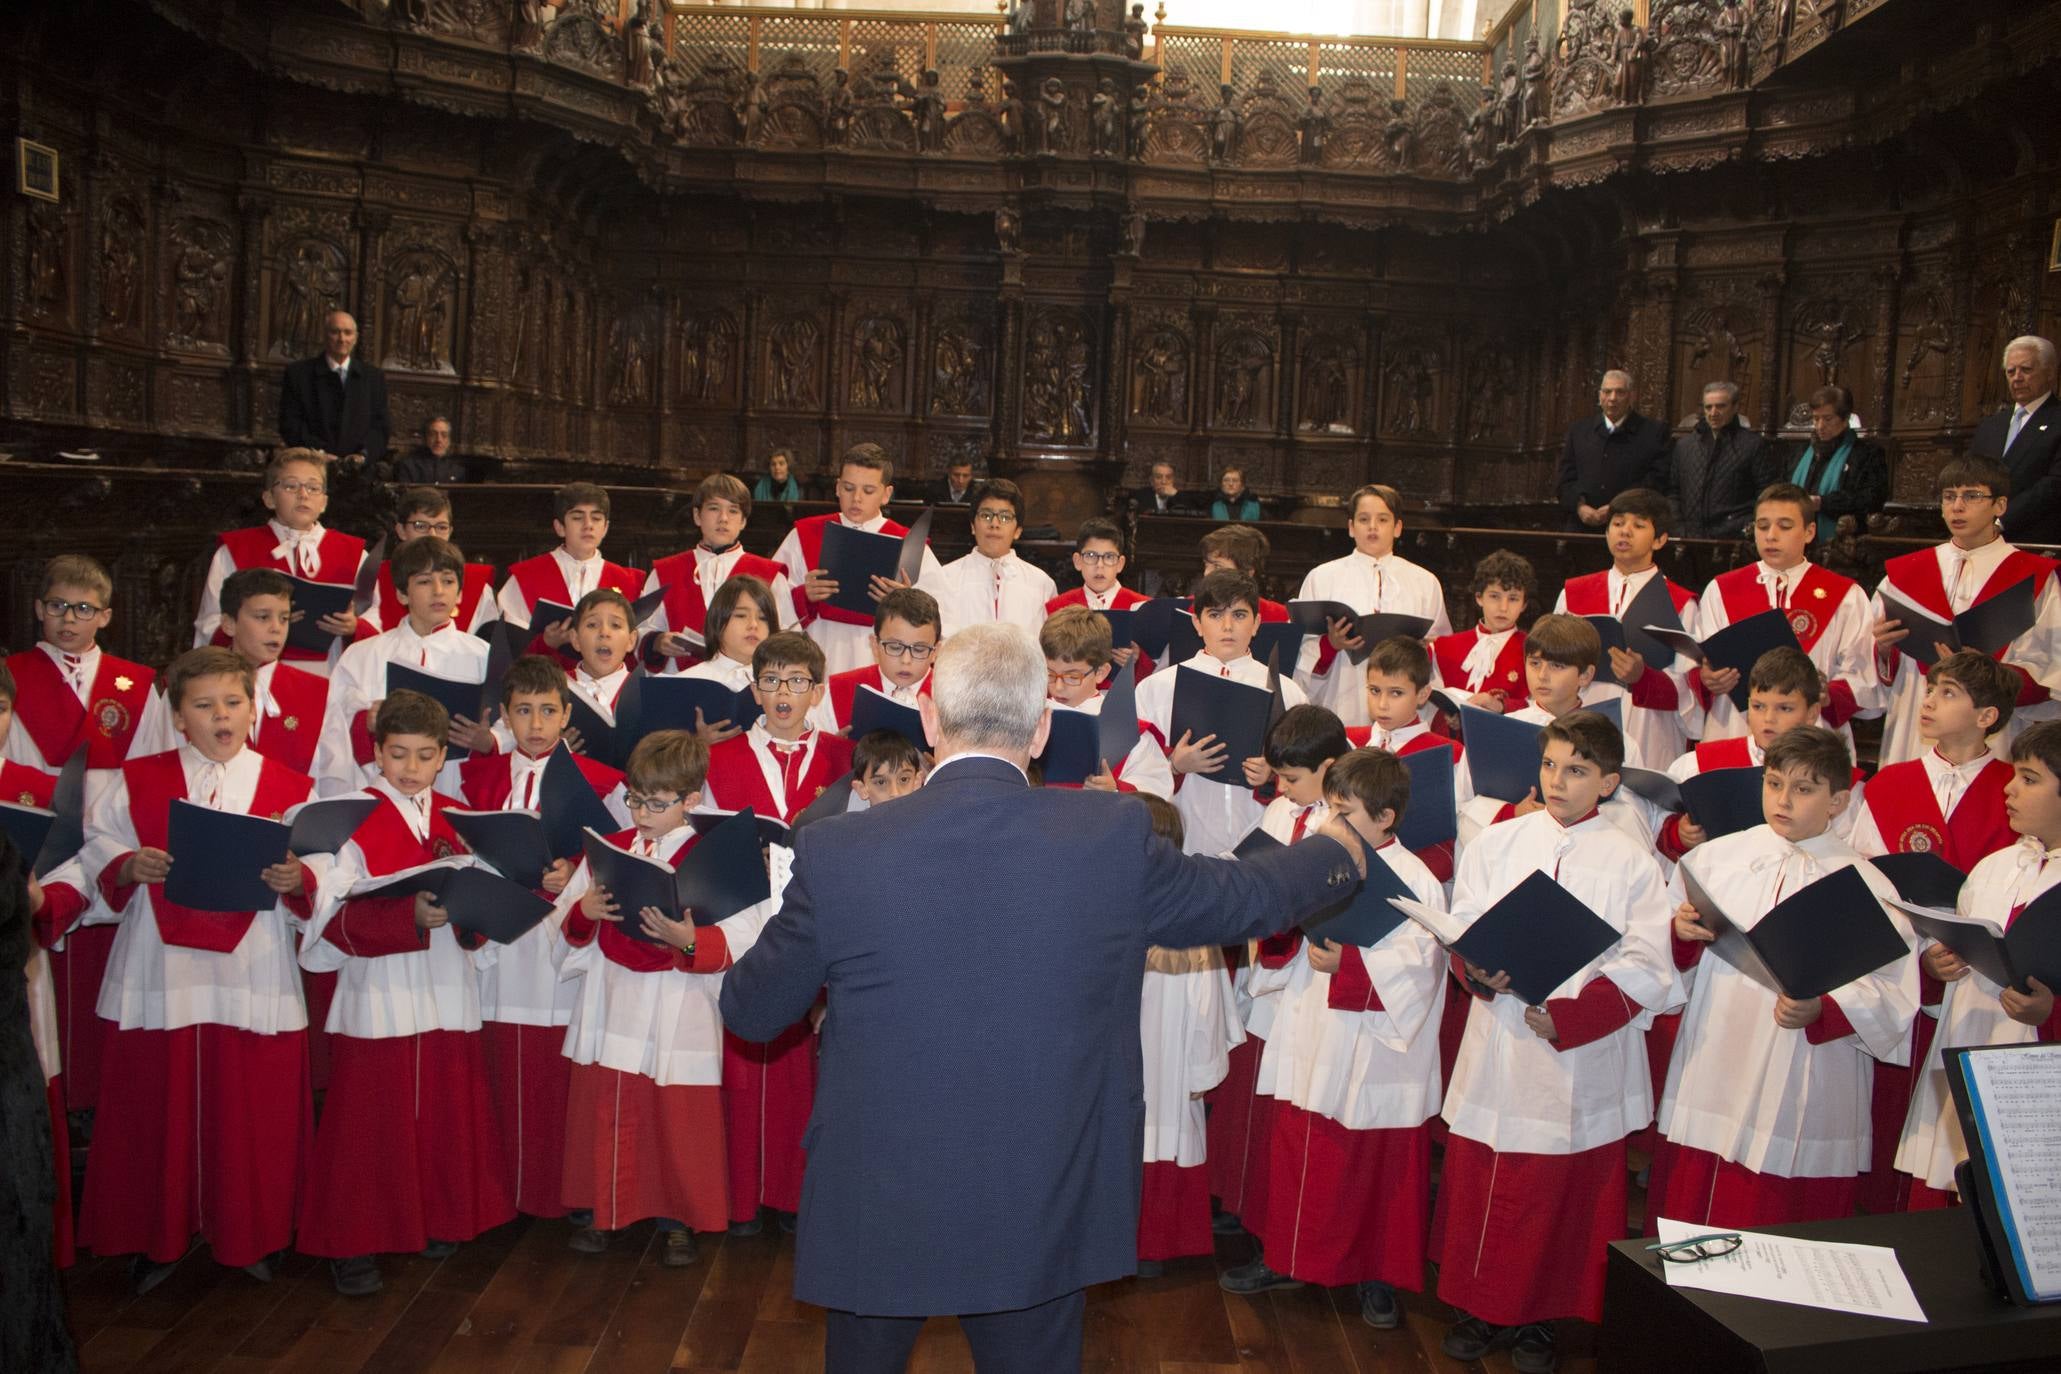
[812,588,941,734]
[195,449,366,671]
[1048,518,1156,677]
[920,477,1057,638]
[356,487,500,640]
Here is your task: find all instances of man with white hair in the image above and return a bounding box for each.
[1665,380,1774,539]
[1973,335,2061,545]
[1554,369,1670,530]
[721,623,1368,1374]
[278,308,389,468]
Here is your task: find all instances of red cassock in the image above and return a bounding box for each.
[1045,585,1159,682]
[9,648,155,1114]
[1136,1160,1212,1262]
[1431,1135,1628,1325]
[1561,571,1698,715]
[295,794,515,1258]
[249,661,329,778]
[7,759,74,1267]
[1341,728,1461,883]
[1878,546,2055,707]
[212,526,367,666]
[504,553,643,664]
[456,748,624,811]
[77,751,316,1269]
[1702,563,1862,723]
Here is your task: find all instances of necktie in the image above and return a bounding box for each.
[521,762,539,811]
[2008,405,2032,450]
[992,560,1005,620]
[60,653,86,695]
[1378,730,1394,751]
[1948,554,1970,609]
[333,364,347,391]
[1290,807,1312,842]
[1219,664,1231,679]
[1614,576,1630,616]
[641,837,657,858]
[771,740,806,802]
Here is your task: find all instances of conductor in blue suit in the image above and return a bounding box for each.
[721,623,1369,1373]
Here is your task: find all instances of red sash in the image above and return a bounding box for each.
[652,548,787,643]
[0,760,57,809]
[826,665,932,731]
[704,731,856,824]
[250,662,328,776]
[1713,564,1854,653]
[504,554,642,615]
[793,514,912,627]
[1562,570,1698,620]
[125,751,313,952]
[1693,736,1755,771]
[374,560,495,632]
[218,525,365,585]
[6,650,155,769]
[1044,586,1149,614]
[1880,546,2056,655]
[1431,629,1529,702]
[457,748,622,811]
[1861,757,2015,873]
[349,789,465,877]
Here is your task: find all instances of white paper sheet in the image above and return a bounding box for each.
[1655,1217,1929,1323]
[1961,1043,2061,1302]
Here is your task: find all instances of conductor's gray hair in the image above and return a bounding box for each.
[931,623,1047,751]
[2003,336,2058,373]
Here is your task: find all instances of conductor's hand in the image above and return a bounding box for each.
[262,854,305,896]
[122,847,173,887]
[1313,814,1368,878]
[414,892,450,930]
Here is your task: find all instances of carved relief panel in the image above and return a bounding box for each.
[1297,328,1360,435]
[98,193,148,337]
[1022,304,1098,446]
[1893,278,1954,427]
[383,243,460,374]
[761,308,825,411]
[264,208,353,361]
[677,308,740,406]
[163,215,234,355]
[1673,294,1760,426]
[1783,288,1872,427]
[24,200,75,326]
[928,306,992,419]
[1212,320,1276,431]
[1377,326,1449,439]
[846,309,910,412]
[1129,308,1191,427]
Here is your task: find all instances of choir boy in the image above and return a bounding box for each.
[1221,748,1447,1331]
[1652,727,1918,1230]
[193,449,364,669]
[64,648,317,1293]
[676,574,781,750]
[1046,518,1153,675]
[459,654,630,1221]
[1346,637,1467,881]
[1434,712,1675,1373]
[555,730,785,1264]
[1294,485,1452,728]
[919,478,1057,638]
[1656,648,1837,861]
[1134,571,1309,860]
[317,536,494,798]
[1198,526,1290,621]
[298,690,515,1296]
[1552,488,1702,764]
[494,482,642,661]
[356,488,499,639]
[562,588,640,727]
[1207,705,1349,1242]
[1039,607,1173,798]
[774,443,943,676]
[698,630,852,1235]
[1868,458,2061,765]
[1430,549,1534,714]
[6,554,156,1114]
[809,588,941,734]
[848,730,926,806]
[1134,794,1241,1277]
[1895,720,2061,1208]
[1693,482,1879,749]
[641,474,796,674]
[136,568,330,776]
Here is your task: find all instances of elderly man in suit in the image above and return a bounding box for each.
[1973,335,2061,545]
[721,623,1367,1374]
[278,309,389,468]
[1555,369,1670,529]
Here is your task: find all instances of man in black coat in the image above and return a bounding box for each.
[1665,380,1774,539]
[1972,335,2061,545]
[720,624,1366,1374]
[278,309,389,466]
[1556,369,1671,529]
[390,415,467,485]
[1132,459,1206,516]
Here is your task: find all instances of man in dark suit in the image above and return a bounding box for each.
[1664,380,1774,539]
[720,624,1366,1374]
[278,309,389,467]
[390,415,467,485]
[1972,335,2061,545]
[1132,459,1205,516]
[932,459,977,506]
[1555,369,1670,529]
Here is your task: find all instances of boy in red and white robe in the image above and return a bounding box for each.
[1653,728,1918,1231]
[1693,483,1880,750]
[1345,637,1469,883]
[1138,910,1241,1273]
[69,649,318,1292]
[457,655,629,1219]
[297,693,514,1297]
[1554,489,1703,767]
[7,555,157,1114]
[773,448,943,677]
[1895,724,2061,1210]
[1867,458,2061,766]
[355,488,499,641]
[696,632,853,1232]
[1039,608,1174,799]
[554,730,786,1264]
[194,451,365,672]
[917,479,1057,638]
[495,482,642,665]
[1047,517,1157,681]
[1430,549,1535,716]
[1220,750,1447,1330]
[1432,715,1676,1370]
[1293,486,1452,728]
[639,474,797,675]
[806,589,940,735]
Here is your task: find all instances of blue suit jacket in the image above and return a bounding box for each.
[719,755,1355,1317]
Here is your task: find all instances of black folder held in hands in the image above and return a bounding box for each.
[1680,859,1909,1000]
[1676,766,1766,840]
[1586,578,1682,684]
[1169,667,1275,786]
[1098,601,1178,660]
[350,858,554,945]
[1870,850,1969,911]
[443,809,552,891]
[1037,708,1103,787]
[1458,705,1543,804]
[287,796,379,856]
[1304,849,1417,949]
[0,743,87,877]
[565,675,644,772]
[640,674,762,734]
[385,662,490,761]
[1389,869,1620,1007]
[1643,610,1800,712]
[163,800,289,912]
[1396,747,1458,850]
[580,810,771,945]
[1230,826,1283,861]
[1891,889,2061,995]
[540,746,619,861]
[285,576,357,654]
[850,686,928,754]
[691,809,796,850]
[1284,602,1433,665]
[819,522,910,618]
[1879,578,2038,669]
[0,804,58,876]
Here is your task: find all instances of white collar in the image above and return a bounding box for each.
[574,664,629,699]
[268,517,324,544]
[1082,584,1120,609]
[2013,392,2053,416]
[1922,746,1992,784]
[631,824,693,862]
[1757,559,1809,583]
[1186,651,1253,673]
[1371,720,1428,748]
[328,356,351,376]
[1353,548,1395,571]
[176,740,252,793]
[932,750,1028,783]
[394,616,457,646]
[372,778,434,839]
[972,549,1018,571]
[554,545,601,570]
[840,513,888,533]
[37,640,98,671]
[1609,564,1658,590]
[749,720,815,752]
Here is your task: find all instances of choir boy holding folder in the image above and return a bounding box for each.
[1429,549,1535,714]
[1433,712,1675,1372]
[355,487,499,640]
[675,575,779,715]
[1292,484,1452,728]
[298,690,514,1297]
[1221,748,1447,1333]
[1652,727,1918,1232]
[317,536,493,797]
[554,732,785,1265]
[1045,518,1156,676]
[193,449,364,670]
[640,474,797,674]
[1038,608,1172,797]
[55,649,318,1295]
[808,588,940,735]
[1345,637,1467,881]
[493,482,642,664]
[563,589,640,729]
[1867,457,2061,765]
[1552,488,1703,765]
[1895,720,2061,1209]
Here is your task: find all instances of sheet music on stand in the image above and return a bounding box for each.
[1946,1042,2061,1305]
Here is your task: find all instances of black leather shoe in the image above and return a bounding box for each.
[776,1209,798,1235]
[129,1255,181,1297]
[331,1255,383,1297]
[420,1239,458,1260]
[1512,1322,1557,1373]
[1210,1211,1244,1236]
[566,1208,594,1227]
[1217,1259,1302,1295]
[1442,1315,1516,1362]
[242,1250,284,1284]
[1358,1280,1400,1329]
[727,1216,764,1238]
[662,1228,698,1268]
[568,1227,609,1254]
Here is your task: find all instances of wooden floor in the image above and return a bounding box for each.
[64,1219,1602,1374]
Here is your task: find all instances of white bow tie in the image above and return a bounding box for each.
[273,529,320,576]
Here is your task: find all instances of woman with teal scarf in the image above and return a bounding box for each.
[1787,385,1886,545]
[752,448,803,504]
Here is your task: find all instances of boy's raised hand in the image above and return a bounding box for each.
[1869,615,1907,649]
[1324,615,1366,656]
[656,632,698,659]
[1464,962,1512,995]
[580,883,622,922]
[1697,664,1740,698]
[1511,788,1545,818]
[1109,644,1138,670]
[1677,814,1708,849]
[868,571,910,602]
[122,847,173,886]
[414,891,450,930]
[262,853,305,895]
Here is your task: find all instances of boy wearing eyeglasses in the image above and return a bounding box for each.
[1047,518,1155,677]
[918,478,1056,639]
[194,449,365,673]
[810,588,941,734]
[1039,607,1172,798]
[355,487,500,640]
[553,730,787,1265]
